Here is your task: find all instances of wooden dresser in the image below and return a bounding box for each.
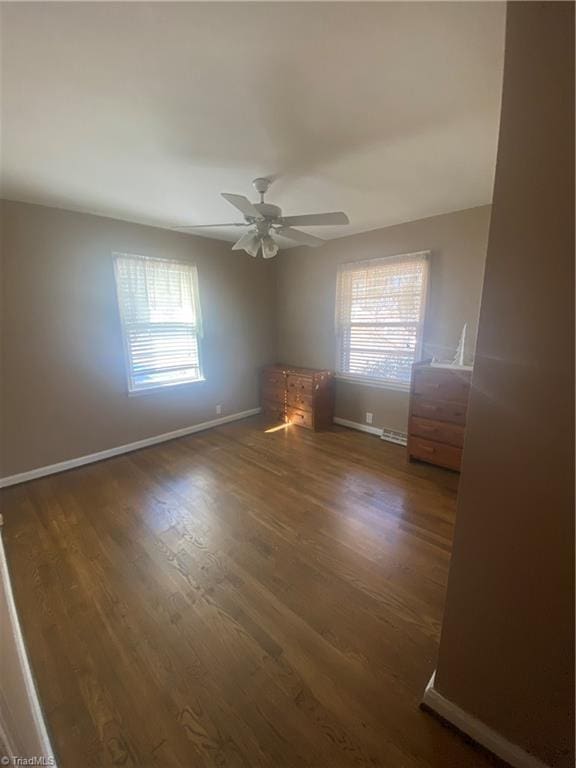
[260,364,334,431]
[407,361,472,471]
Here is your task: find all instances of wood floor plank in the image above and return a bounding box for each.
[1,416,505,767]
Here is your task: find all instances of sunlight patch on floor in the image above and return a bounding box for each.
[264,423,291,433]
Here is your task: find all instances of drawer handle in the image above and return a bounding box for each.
[420,445,435,453]
[419,425,437,432]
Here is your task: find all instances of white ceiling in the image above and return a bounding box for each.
[1,2,505,245]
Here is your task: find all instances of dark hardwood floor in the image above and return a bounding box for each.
[1,416,501,767]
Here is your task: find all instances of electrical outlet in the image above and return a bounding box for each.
[365,412,373,425]
[216,404,222,416]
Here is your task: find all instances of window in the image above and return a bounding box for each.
[114,253,203,393]
[335,251,429,389]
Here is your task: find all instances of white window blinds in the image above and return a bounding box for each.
[335,251,429,388]
[114,254,203,393]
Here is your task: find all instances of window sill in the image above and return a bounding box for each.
[334,375,410,393]
[128,377,206,397]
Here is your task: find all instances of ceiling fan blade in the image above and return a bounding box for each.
[172,222,248,229]
[276,227,325,247]
[221,193,262,219]
[279,212,349,227]
[232,230,260,257]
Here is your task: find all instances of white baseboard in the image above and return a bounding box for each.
[0,408,262,489]
[422,672,550,768]
[333,417,408,446]
[0,521,56,762]
[333,416,383,437]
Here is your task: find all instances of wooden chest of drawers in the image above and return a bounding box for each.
[260,364,334,431]
[407,362,472,471]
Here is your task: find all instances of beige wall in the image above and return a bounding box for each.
[0,201,275,478]
[435,3,574,765]
[276,205,490,433]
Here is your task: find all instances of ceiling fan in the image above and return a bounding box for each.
[174,178,350,258]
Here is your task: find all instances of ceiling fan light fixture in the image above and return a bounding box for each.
[245,239,261,258]
[232,230,260,257]
[261,235,279,259]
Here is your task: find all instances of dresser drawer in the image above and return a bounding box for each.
[286,374,313,396]
[409,437,462,471]
[261,399,285,420]
[286,389,313,411]
[261,383,285,405]
[262,368,286,388]
[409,416,464,448]
[286,408,313,429]
[413,369,470,403]
[411,396,467,425]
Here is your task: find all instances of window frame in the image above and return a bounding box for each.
[113,252,205,396]
[334,251,430,391]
